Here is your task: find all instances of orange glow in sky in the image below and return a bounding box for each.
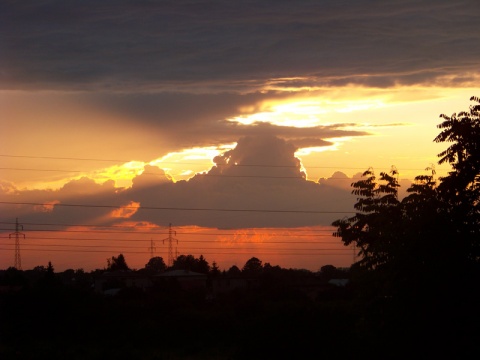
[2,0,479,273]
[2,86,478,271]
[0,224,351,272]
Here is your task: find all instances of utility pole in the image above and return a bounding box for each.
[162,223,178,268]
[9,218,25,270]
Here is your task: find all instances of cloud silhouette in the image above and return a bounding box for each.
[0,135,361,229]
[124,135,357,228]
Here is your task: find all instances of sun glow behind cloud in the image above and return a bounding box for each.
[4,85,472,192]
[70,146,237,188]
[236,84,480,129]
[229,96,388,127]
[150,145,236,181]
[110,201,141,218]
[295,137,354,156]
[91,161,146,188]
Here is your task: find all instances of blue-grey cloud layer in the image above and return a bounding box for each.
[1,0,479,91]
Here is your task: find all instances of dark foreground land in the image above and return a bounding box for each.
[1,266,479,360]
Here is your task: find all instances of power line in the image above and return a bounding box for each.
[0,236,343,244]
[0,153,445,172]
[0,220,337,229]
[0,201,356,214]
[0,167,441,181]
[0,229,337,237]
[0,247,353,256]
[0,227,339,238]
[0,154,127,163]
[0,167,439,175]
[0,221,336,235]
[0,167,88,173]
[0,243,351,252]
[0,221,340,243]
[0,167,308,179]
[0,234,338,242]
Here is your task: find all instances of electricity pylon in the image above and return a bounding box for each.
[162,223,178,268]
[148,238,156,259]
[9,218,25,270]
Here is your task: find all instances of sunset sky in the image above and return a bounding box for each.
[1,0,479,272]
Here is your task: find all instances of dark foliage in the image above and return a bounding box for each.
[172,254,210,274]
[143,256,166,274]
[332,96,480,356]
[106,254,130,272]
[0,264,357,360]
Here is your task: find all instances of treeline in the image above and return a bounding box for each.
[0,253,348,294]
[0,256,353,360]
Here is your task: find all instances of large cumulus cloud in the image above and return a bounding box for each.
[0,135,362,229]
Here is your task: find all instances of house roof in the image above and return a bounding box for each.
[156,270,207,278]
[100,270,135,277]
[328,279,350,287]
[103,288,121,296]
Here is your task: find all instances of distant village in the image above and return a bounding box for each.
[0,253,351,302]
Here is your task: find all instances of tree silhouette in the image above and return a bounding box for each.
[172,254,195,270]
[227,265,241,276]
[0,267,27,287]
[242,257,263,276]
[435,96,480,195]
[106,254,130,271]
[45,261,55,279]
[196,255,210,274]
[172,254,210,273]
[144,256,166,274]
[334,96,480,275]
[331,96,480,352]
[210,261,220,277]
[434,96,480,263]
[332,167,401,271]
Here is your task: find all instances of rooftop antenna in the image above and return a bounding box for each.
[9,218,25,270]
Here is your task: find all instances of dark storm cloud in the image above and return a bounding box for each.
[81,91,278,127]
[165,120,369,151]
[1,0,479,91]
[76,90,370,152]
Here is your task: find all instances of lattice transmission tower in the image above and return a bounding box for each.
[162,223,178,267]
[9,218,25,270]
[148,238,156,259]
